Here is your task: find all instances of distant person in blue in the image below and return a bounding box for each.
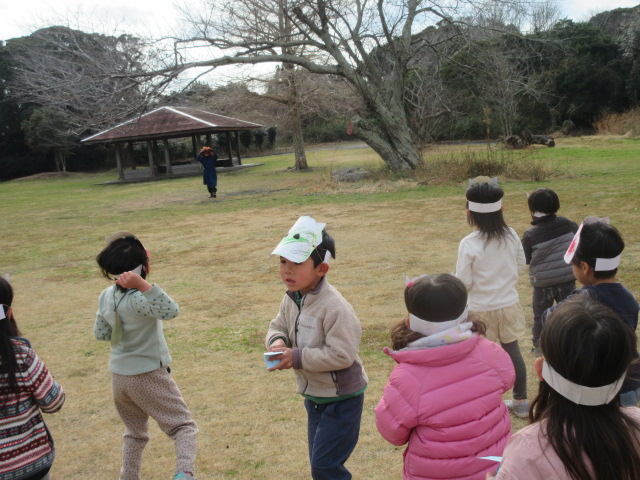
[196,146,218,198]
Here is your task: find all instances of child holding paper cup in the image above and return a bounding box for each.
[490,293,640,479]
[95,232,198,480]
[375,274,514,480]
[265,216,368,480]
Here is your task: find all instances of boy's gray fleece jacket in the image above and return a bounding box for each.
[266,277,368,398]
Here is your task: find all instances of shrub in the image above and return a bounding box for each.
[414,145,556,185]
[0,152,51,180]
[267,126,277,148]
[303,121,350,143]
[594,108,640,136]
[253,130,266,150]
[239,130,252,149]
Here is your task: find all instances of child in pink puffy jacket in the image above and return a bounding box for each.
[375,274,515,480]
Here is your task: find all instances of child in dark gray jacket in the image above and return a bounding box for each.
[521,188,578,354]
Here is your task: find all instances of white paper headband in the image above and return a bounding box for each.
[542,360,625,405]
[409,308,469,336]
[468,200,502,213]
[595,254,621,271]
[0,305,7,321]
[114,264,143,280]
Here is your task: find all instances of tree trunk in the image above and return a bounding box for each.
[290,102,308,170]
[350,114,422,171]
[53,149,67,173]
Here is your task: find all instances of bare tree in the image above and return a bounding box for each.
[149,0,545,171]
[459,40,544,137]
[6,26,153,171]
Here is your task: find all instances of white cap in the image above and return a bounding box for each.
[271,216,327,263]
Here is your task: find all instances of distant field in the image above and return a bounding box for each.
[0,136,638,479]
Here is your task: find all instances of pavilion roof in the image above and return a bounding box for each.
[82,106,262,144]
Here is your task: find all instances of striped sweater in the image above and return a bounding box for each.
[0,338,65,480]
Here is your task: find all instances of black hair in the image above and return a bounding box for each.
[404,274,467,321]
[528,188,560,215]
[465,182,510,243]
[571,221,624,279]
[96,233,148,292]
[391,274,485,350]
[310,230,336,267]
[531,293,640,480]
[0,277,23,407]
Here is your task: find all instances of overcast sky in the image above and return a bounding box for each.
[1,0,639,42]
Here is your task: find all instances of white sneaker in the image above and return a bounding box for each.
[505,399,529,418]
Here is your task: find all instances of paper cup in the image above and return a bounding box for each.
[264,351,283,369]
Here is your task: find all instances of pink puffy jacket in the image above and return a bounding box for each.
[375,335,515,480]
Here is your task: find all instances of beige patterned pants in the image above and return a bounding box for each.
[111,368,198,480]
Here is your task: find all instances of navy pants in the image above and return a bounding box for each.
[305,394,364,480]
[531,281,575,347]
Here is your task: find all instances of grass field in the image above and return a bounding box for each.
[0,136,638,479]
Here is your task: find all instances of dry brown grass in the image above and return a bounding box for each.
[3,198,535,478]
[1,140,637,479]
[594,108,640,136]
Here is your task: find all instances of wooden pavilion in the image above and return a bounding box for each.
[81,106,263,181]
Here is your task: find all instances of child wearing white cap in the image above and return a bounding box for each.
[265,216,368,480]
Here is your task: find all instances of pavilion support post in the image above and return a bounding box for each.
[206,133,212,146]
[146,140,156,177]
[163,139,172,175]
[234,131,242,165]
[128,141,136,170]
[115,143,125,181]
[192,136,199,163]
[226,132,233,166]
[152,140,160,177]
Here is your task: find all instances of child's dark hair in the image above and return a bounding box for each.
[310,230,336,267]
[391,274,485,350]
[571,221,624,279]
[0,277,23,406]
[531,293,640,480]
[466,182,510,243]
[528,188,560,215]
[96,233,148,291]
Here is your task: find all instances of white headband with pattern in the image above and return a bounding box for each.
[564,221,622,271]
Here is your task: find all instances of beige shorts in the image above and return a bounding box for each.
[470,302,525,344]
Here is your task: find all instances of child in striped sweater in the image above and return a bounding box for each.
[0,276,65,480]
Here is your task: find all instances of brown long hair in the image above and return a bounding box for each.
[530,293,640,480]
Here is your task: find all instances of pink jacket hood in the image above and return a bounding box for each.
[375,335,515,480]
